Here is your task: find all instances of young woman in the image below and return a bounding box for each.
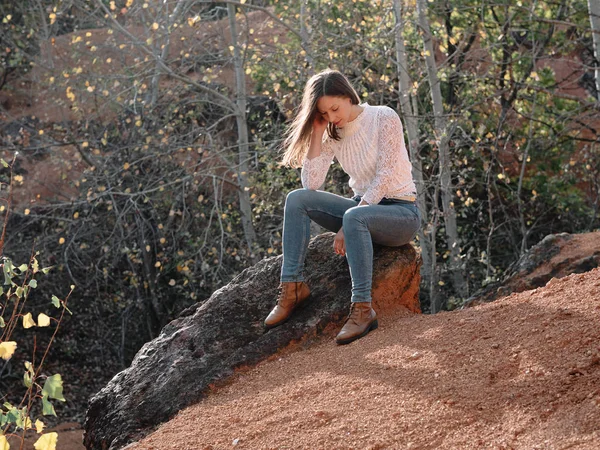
[264,69,420,345]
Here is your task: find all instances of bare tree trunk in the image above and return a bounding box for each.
[517,94,538,255]
[300,0,314,70]
[588,0,600,99]
[227,3,257,256]
[392,0,438,311]
[416,0,468,300]
[149,0,188,107]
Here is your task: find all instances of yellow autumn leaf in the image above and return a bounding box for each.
[73,212,79,219]
[59,237,65,245]
[66,87,75,102]
[123,162,130,170]
[24,209,30,215]
[0,341,17,360]
[35,419,45,433]
[37,313,51,327]
[126,0,134,6]
[151,22,159,30]
[23,312,36,329]
[34,433,58,450]
[0,435,9,450]
[49,13,56,24]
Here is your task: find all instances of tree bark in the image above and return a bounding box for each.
[227,3,257,256]
[588,0,600,99]
[392,0,439,311]
[416,0,468,300]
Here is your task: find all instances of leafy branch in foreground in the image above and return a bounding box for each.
[0,156,72,450]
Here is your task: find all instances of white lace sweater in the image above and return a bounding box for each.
[301,103,417,205]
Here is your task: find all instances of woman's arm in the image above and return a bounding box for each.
[301,121,335,190]
[306,116,327,160]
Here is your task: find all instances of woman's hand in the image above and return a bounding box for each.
[312,113,328,136]
[333,228,346,256]
[306,114,328,161]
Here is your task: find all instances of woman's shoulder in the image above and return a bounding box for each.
[369,104,400,120]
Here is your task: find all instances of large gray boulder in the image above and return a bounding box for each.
[83,233,421,449]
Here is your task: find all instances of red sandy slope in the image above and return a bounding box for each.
[128,267,600,450]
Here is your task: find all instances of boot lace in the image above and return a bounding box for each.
[277,283,299,307]
[346,303,361,325]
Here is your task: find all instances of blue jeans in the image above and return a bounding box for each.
[280,189,421,303]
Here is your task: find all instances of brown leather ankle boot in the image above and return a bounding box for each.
[335,302,378,345]
[264,281,311,329]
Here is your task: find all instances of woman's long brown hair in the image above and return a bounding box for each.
[281,69,360,168]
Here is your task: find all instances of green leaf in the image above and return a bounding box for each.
[0,317,4,328]
[24,371,32,388]
[0,159,8,168]
[51,295,60,308]
[18,264,28,273]
[0,286,3,296]
[3,402,12,409]
[6,407,19,424]
[15,286,23,298]
[29,279,37,289]
[42,374,65,402]
[3,262,12,286]
[17,407,32,430]
[41,395,56,416]
[32,257,39,274]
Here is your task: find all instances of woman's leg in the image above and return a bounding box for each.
[342,202,421,303]
[281,188,358,282]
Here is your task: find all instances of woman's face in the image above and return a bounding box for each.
[316,95,354,128]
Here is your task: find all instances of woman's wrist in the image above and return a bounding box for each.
[311,126,326,142]
[306,128,324,160]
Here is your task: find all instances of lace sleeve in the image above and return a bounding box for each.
[301,137,335,190]
[362,108,406,205]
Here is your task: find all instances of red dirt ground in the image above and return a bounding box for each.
[124,266,600,450]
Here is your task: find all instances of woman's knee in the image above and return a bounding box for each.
[342,206,368,229]
[285,188,318,208]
